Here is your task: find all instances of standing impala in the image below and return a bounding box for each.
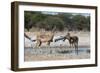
[66,33,79,54]
[35,31,54,47]
[55,32,79,54]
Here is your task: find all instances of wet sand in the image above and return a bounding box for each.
[24,46,90,61]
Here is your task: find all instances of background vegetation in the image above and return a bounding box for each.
[24,11,90,31]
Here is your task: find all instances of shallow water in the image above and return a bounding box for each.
[25,47,90,55]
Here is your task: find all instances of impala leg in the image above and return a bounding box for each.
[36,40,41,47]
[38,41,41,47]
[77,42,78,54]
[72,43,74,48]
[47,41,50,46]
[75,43,78,55]
[70,44,71,48]
[70,43,72,48]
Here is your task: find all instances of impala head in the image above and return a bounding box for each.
[65,32,71,39]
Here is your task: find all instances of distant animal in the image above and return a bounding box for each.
[34,27,57,47]
[24,31,54,47]
[33,31,54,47]
[55,33,79,54]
